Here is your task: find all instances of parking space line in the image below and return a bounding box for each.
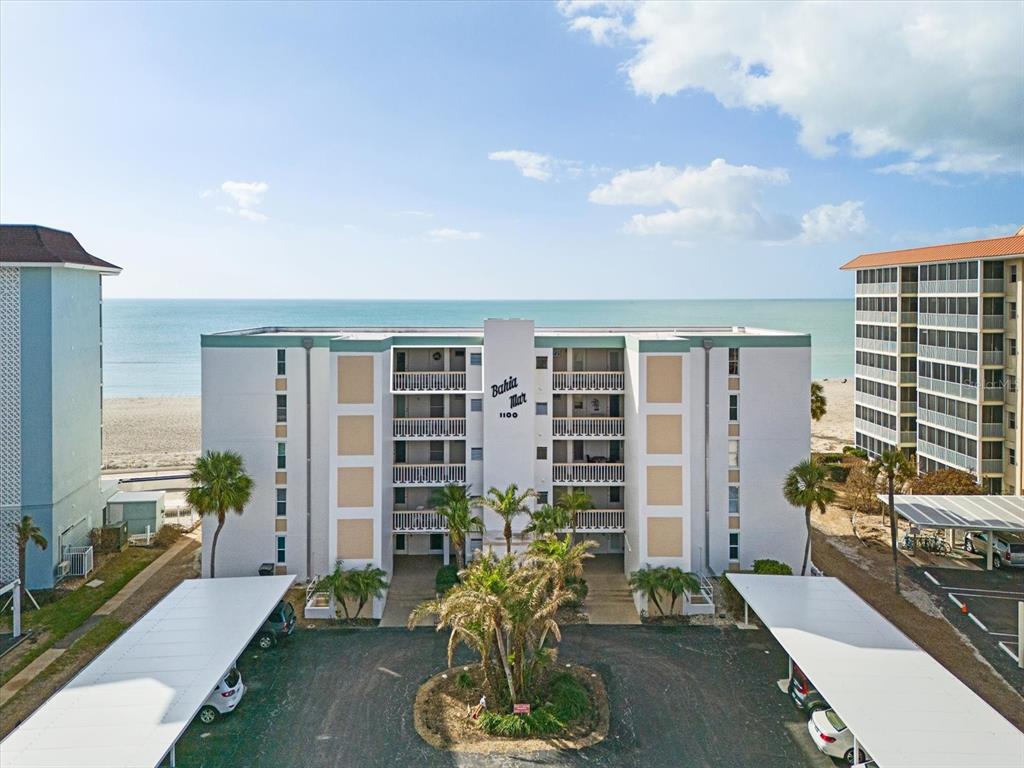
[923,570,940,587]
[948,593,964,609]
[941,586,1024,597]
[967,613,988,632]
[989,631,1018,638]
[950,593,1024,602]
[997,642,1018,662]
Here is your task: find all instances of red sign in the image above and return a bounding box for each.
[513,703,531,715]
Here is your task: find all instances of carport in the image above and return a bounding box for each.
[0,575,295,768]
[881,494,1024,570]
[728,574,1024,768]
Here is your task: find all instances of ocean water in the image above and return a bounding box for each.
[102,299,854,398]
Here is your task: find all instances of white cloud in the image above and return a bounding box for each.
[426,227,483,242]
[489,150,556,181]
[206,180,270,221]
[891,224,1018,245]
[799,201,868,243]
[590,158,866,244]
[561,2,1023,176]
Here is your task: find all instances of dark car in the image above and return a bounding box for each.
[788,664,827,715]
[255,600,296,649]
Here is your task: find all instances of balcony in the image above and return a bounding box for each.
[918,313,978,330]
[855,310,897,324]
[900,371,917,384]
[855,364,897,384]
[558,509,625,532]
[919,279,978,294]
[855,282,898,295]
[982,422,1004,438]
[981,350,1004,366]
[983,387,1003,402]
[552,417,625,438]
[982,278,1006,293]
[900,312,917,324]
[982,314,1005,330]
[918,376,977,401]
[900,341,917,355]
[901,282,918,296]
[552,371,625,392]
[918,407,976,437]
[393,417,466,439]
[853,391,897,413]
[917,345,977,366]
[393,463,466,485]
[855,337,898,354]
[981,459,1003,474]
[917,441,977,473]
[855,418,897,444]
[553,463,625,484]
[900,400,917,415]
[392,371,467,392]
[392,510,448,532]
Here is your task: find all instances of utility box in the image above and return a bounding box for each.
[106,491,166,536]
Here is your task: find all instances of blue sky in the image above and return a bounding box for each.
[1,1,1021,299]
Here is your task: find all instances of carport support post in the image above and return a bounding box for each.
[1018,602,1023,670]
[169,743,176,767]
[986,535,993,570]
[744,600,749,626]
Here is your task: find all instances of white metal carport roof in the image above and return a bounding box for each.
[0,575,295,768]
[728,574,1024,768]
[880,494,1024,532]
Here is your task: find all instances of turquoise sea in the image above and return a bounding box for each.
[103,299,854,397]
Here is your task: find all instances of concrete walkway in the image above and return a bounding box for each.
[379,555,441,628]
[584,554,641,625]
[0,534,196,706]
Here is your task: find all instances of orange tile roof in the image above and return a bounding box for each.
[840,233,1024,270]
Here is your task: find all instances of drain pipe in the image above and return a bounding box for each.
[302,337,314,582]
[702,339,713,575]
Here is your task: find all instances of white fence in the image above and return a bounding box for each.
[62,546,94,578]
[559,509,624,531]
[393,464,466,485]
[552,417,625,437]
[552,371,624,391]
[393,417,466,438]
[552,463,625,484]
[392,511,449,531]
[392,371,467,391]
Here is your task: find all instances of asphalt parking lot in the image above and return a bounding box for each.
[912,565,1024,685]
[175,625,833,768]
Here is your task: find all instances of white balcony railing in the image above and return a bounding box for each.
[900,400,917,414]
[982,278,1005,293]
[855,418,898,444]
[918,376,977,401]
[918,407,976,437]
[983,387,1003,402]
[982,350,1005,366]
[981,314,1004,329]
[558,509,625,531]
[917,345,978,366]
[853,391,897,413]
[855,364,898,384]
[855,310,897,325]
[552,371,624,391]
[393,417,466,439]
[917,441,977,472]
[918,313,978,329]
[392,371,467,392]
[392,510,449,531]
[855,337,898,354]
[552,463,625,484]
[392,463,466,485]
[552,417,625,438]
[919,279,979,294]
[981,459,1004,474]
[855,282,899,295]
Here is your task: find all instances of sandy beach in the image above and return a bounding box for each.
[102,380,854,470]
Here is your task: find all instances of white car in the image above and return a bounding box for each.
[807,708,870,765]
[197,667,245,724]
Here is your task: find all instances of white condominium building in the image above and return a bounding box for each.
[842,230,1024,494]
[201,319,810,617]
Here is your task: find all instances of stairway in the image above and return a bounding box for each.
[583,555,642,625]
[379,555,441,628]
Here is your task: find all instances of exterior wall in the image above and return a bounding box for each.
[121,499,165,536]
[0,268,21,584]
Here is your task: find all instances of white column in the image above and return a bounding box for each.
[1017,601,1023,670]
[12,580,21,639]
[443,534,450,566]
[986,534,993,570]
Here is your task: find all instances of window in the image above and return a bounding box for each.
[728,486,739,514]
[276,349,286,375]
[394,534,406,552]
[1010,448,1017,466]
[471,447,483,460]
[394,487,406,504]
[428,441,444,463]
[536,491,548,505]
[536,446,548,460]
[470,352,482,365]
[277,442,287,469]
[536,356,548,369]
[470,398,482,412]
[276,394,287,423]
[276,488,287,516]
[1010,338,1018,357]
[1009,411,1016,430]
[276,535,286,564]
[536,402,548,415]
[728,440,739,468]
[429,533,444,551]
[1011,264,1018,283]
[609,486,621,503]
[728,347,739,376]
[729,394,739,421]
[394,441,406,463]
[728,532,739,561]
[1011,301,1018,320]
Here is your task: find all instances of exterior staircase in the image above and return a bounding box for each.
[583,554,641,625]
[379,555,441,628]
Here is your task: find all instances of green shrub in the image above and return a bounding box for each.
[435,564,459,594]
[564,576,588,608]
[827,464,851,483]
[478,673,590,737]
[547,673,589,721]
[752,559,793,576]
[843,445,869,459]
[480,711,532,737]
[817,452,844,464]
[456,670,473,690]
[719,574,745,617]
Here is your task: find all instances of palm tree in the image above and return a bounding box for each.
[869,449,915,594]
[524,504,572,538]
[556,488,593,539]
[339,565,389,619]
[782,459,836,576]
[475,484,534,555]
[810,381,827,422]
[527,534,596,595]
[12,515,47,602]
[629,566,666,616]
[186,450,254,578]
[662,567,701,615]
[432,484,482,570]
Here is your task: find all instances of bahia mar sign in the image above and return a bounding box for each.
[492,375,527,418]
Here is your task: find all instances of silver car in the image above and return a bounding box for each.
[964,531,1024,568]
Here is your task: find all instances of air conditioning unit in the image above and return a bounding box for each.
[55,560,71,581]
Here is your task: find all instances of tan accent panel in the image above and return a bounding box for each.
[728,517,741,530]
[338,415,374,455]
[728,469,740,483]
[646,465,683,506]
[337,467,374,507]
[275,518,288,532]
[646,356,682,403]
[337,518,374,559]
[728,377,740,391]
[646,517,683,557]
[275,471,288,485]
[727,562,740,572]
[275,424,288,438]
[274,565,288,575]
[338,356,375,404]
[275,378,287,391]
[728,423,740,437]
[646,414,682,454]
